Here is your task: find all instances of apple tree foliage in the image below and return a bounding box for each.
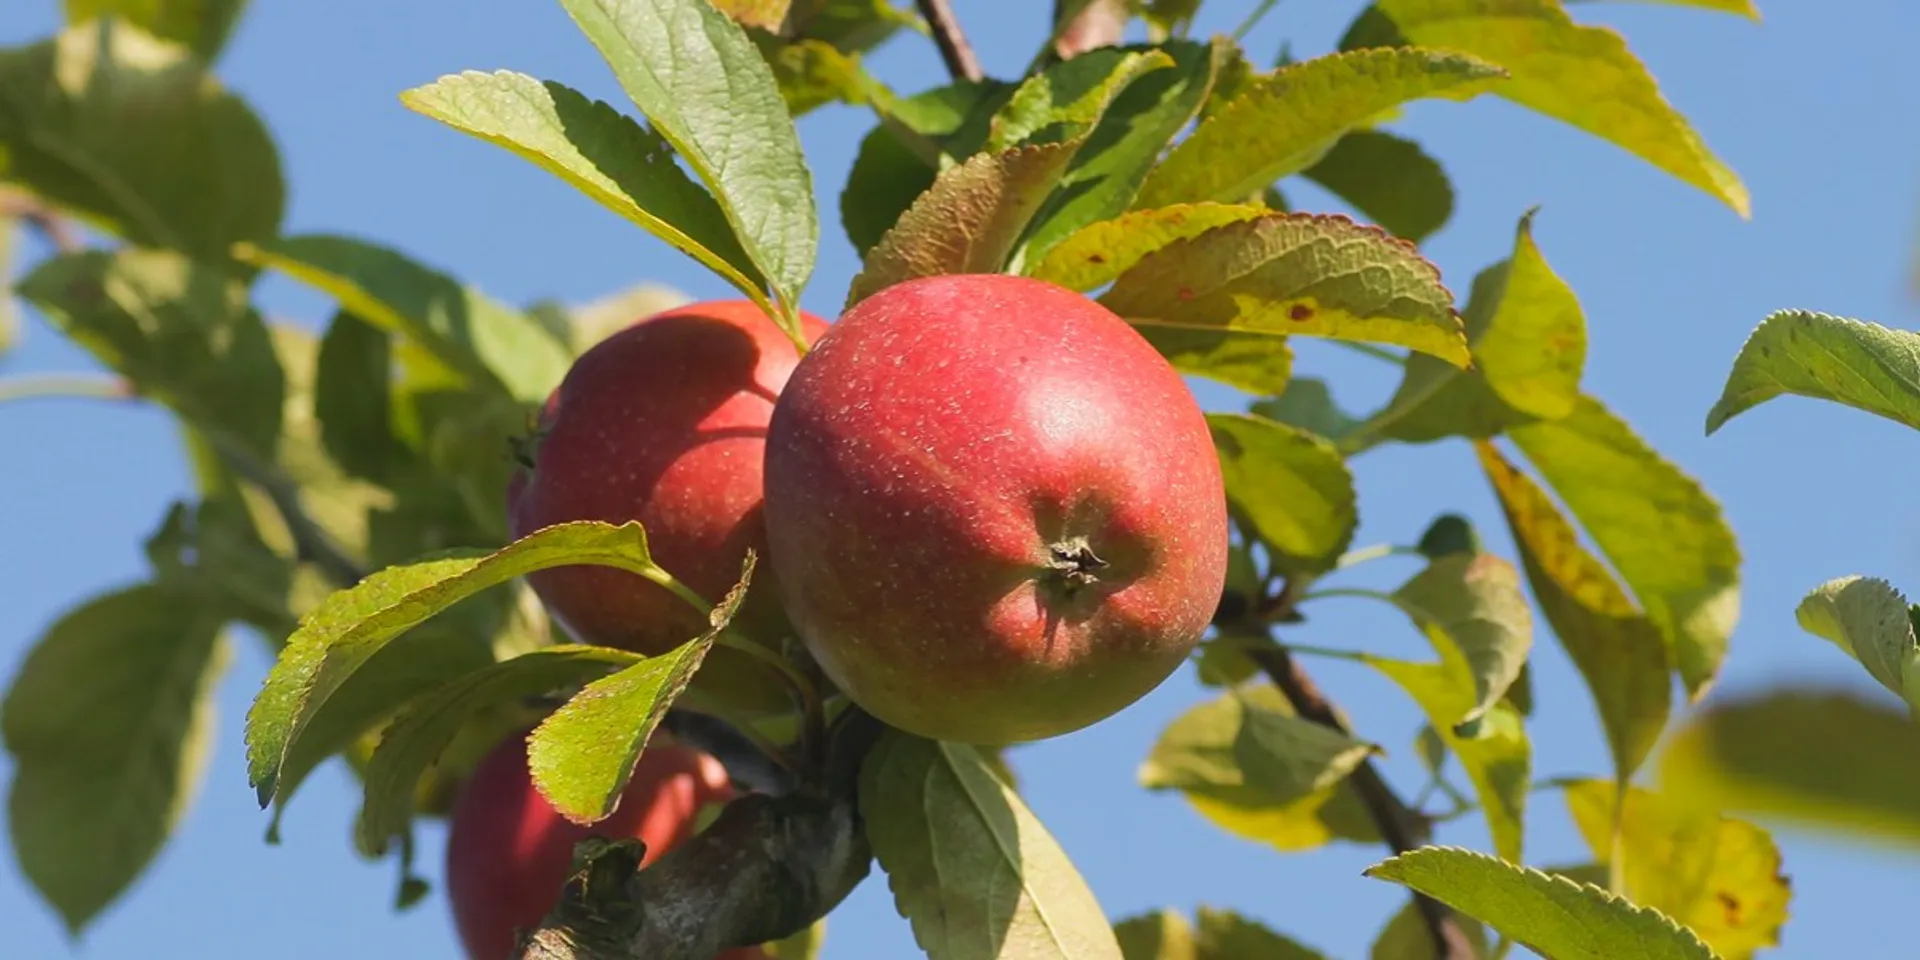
[1,0,1909,957]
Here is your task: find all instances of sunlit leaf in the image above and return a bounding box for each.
[65,0,251,62]
[1206,413,1357,576]
[1364,658,1529,862]
[1389,552,1534,730]
[1030,202,1266,293]
[990,48,1175,151]
[1704,309,1920,435]
[838,79,1015,256]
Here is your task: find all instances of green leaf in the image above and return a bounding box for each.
[235,234,570,404]
[1252,378,1367,443]
[862,730,1123,960]
[1140,685,1378,798]
[1564,0,1760,23]
[846,142,1079,306]
[766,39,872,117]
[65,0,252,63]
[314,311,400,484]
[1192,908,1330,959]
[1476,441,1670,782]
[1,583,231,934]
[1364,846,1718,960]
[1369,896,1491,960]
[1152,328,1296,396]
[144,494,295,636]
[356,645,638,853]
[244,520,690,807]
[557,0,819,316]
[1022,39,1235,259]
[398,71,769,317]
[0,20,283,259]
[1562,779,1790,960]
[765,917,827,959]
[1389,552,1534,730]
[1115,908,1194,960]
[1138,683,1380,851]
[1657,687,1920,849]
[1795,576,1920,716]
[18,248,285,458]
[1373,210,1586,444]
[798,0,918,53]
[837,79,1016,256]
[1100,212,1469,366]
[1134,47,1503,209]
[1360,653,1529,861]
[989,48,1176,151]
[1030,202,1267,293]
[1510,395,1741,699]
[1301,129,1454,243]
[1345,0,1749,217]
[1206,413,1357,577]
[1703,309,1920,435]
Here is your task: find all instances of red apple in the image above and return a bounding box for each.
[508,301,829,708]
[444,732,767,960]
[761,274,1230,744]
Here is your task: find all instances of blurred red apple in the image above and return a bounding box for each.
[444,732,766,960]
[762,273,1230,744]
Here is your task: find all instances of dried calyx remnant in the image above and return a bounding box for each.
[1045,536,1110,591]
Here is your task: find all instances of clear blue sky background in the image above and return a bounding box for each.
[4,2,1919,958]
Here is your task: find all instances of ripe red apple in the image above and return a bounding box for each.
[444,732,767,960]
[508,301,829,709]
[761,274,1230,744]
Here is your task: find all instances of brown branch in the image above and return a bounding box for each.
[1052,0,1128,60]
[1246,597,1479,960]
[914,0,982,82]
[512,708,884,960]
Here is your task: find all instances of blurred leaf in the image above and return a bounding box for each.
[1795,576,1920,715]
[0,20,282,259]
[1415,513,1479,559]
[766,39,871,116]
[765,918,827,959]
[1369,895,1490,959]
[846,142,1078,306]
[1134,47,1503,208]
[1192,908,1330,958]
[1301,129,1453,243]
[1152,328,1296,396]
[1564,0,1760,23]
[1477,442,1670,782]
[1510,395,1740,699]
[862,730,1124,960]
[557,0,819,319]
[400,72,770,318]
[1344,0,1749,216]
[1364,846,1717,960]
[144,495,295,636]
[1657,687,1920,849]
[797,0,918,53]
[237,234,569,404]
[314,311,399,484]
[1562,779,1790,959]
[710,0,791,30]
[1100,213,1469,366]
[1116,908,1195,960]
[1376,210,1585,443]
[1704,309,1920,435]
[1142,0,1201,38]
[1,583,230,934]
[1360,652,1529,861]
[1141,683,1379,850]
[527,551,752,823]
[989,48,1175,151]
[1024,38,1234,259]
[0,214,18,357]
[357,645,638,853]
[1030,202,1265,293]
[1252,378,1367,443]
[19,248,285,458]
[245,520,685,808]
[1206,413,1357,576]
[1141,684,1377,799]
[547,280,692,351]
[65,0,252,63]
[1389,552,1534,730]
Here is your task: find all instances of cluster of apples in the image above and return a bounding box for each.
[444,275,1230,958]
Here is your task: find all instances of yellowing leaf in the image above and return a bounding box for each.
[1795,576,1920,716]
[1364,846,1719,960]
[846,142,1078,306]
[1115,909,1194,960]
[766,39,871,117]
[1566,0,1759,19]
[1658,687,1920,850]
[1477,441,1670,781]
[710,0,791,30]
[1364,658,1529,862]
[1029,203,1266,293]
[65,0,252,63]
[1510,395,1741,699]
[1348,0,1749,216]
[1206,414,1357,576]
[1704,310,1920,435]
[1563,779,1790,959]
[863,731,1124,960]
[1099,213,1468,366]
[1134,47,1504,208]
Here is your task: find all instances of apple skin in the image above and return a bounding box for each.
[761,274,1230,744]
[507,302,829,709]
[444,732,767,960]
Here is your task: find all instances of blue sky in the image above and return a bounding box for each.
[4,1,1920,957]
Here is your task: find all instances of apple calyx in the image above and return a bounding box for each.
[1044,536,1110,593]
